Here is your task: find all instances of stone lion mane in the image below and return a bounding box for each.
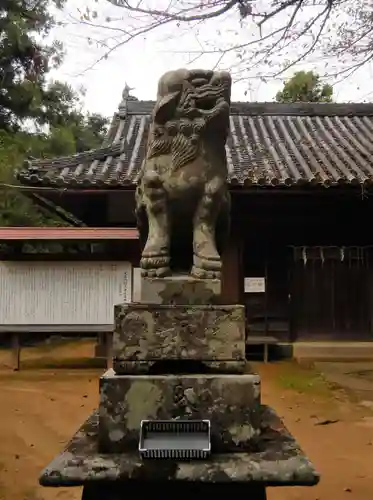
[145,69,231,171]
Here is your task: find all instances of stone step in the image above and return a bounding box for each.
[292,341,373,361]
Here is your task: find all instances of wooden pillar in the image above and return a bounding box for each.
[95,332,107,358]
[221,235,243,304]
[106,332,113,370]
[11,333,20,371]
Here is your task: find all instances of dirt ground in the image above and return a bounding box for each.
[315,361,373,403]
[0,340,372,500]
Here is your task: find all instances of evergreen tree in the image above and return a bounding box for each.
[0,1,110,227]
[275,71,333,103]
[0,0,67,130]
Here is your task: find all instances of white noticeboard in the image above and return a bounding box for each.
[0,261,132,325]
[244,277,266,293]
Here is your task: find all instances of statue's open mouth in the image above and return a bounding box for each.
[197,97,216,111]
[193,96,229,118]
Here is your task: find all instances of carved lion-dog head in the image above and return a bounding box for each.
[153,68,232,132]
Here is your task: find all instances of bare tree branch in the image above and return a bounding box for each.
[64,0,373,85]
[113,0,240,22]
[273,3,333,76]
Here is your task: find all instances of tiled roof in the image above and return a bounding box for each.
[16,100,373,189]
[0,227,138,240]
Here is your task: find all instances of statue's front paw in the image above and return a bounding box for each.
[191,254,222,279]
[190,266,221,280]
[140,255,171,278]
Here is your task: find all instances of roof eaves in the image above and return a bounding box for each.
[0,227,139,240]
[124,100,373,117]
[232,102,373,116]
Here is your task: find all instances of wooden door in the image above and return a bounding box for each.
[291,247,371,341]
[243,246,290,341]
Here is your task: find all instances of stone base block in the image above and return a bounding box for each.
[98,370,261,453]
[113,303,245,374]
[40,406,320,488]
[139,275,221,305]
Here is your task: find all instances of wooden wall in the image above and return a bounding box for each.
[43,186,373,342]
[0,240,141,266]
[236,190,373,342]
[221,238,243,304]
[291,247,371,341]
[242,244,290,341]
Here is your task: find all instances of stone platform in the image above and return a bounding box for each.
[113,303,245,374]
[98,369,261,453]
[39,406,320,487]
[139,276,221,305]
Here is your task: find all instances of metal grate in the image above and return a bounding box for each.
[139,419,211,460]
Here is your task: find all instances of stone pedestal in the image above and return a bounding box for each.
[39,407,319,499]
[37,274,319,499]
[96,274,261,458]
[139,275,221,304]
[112,303,245,374]
[98,369,261,453]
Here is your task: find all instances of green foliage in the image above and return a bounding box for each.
[0,0,67,130]
[0,1,110,228]
[275,71,333,103]
[46,97,110,155]
[0,111,109,227]
[0,130,58,226]
[275,361,332,398]
[69,112,110,153]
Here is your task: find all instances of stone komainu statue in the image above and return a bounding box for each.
[135,69,232,279]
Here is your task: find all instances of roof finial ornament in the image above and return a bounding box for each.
[118,82,136,117]
[122,82,135,100]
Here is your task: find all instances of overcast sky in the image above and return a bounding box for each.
[48,0,373,119]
